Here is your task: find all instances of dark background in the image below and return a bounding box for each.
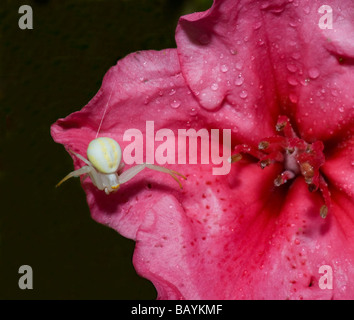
[0,0,212,299]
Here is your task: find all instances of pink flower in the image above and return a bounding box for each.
[51,0,354,299]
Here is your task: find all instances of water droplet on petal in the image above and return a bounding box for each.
[235,75,244,86]
[170,99,181,109]
[291,52,301,60]
[308,68,320,79]
[240,90,248,99]
[331,89,338,97]
[220,64,229,72]
[301,78,311,86]
[169,88,176,96]
[190,108,197,116]
[253,21,262,30]
[287,63,297,73]
[235,61,243,70]
[287,76,298,86]
[211,83,219,91]
[303,6,310,14]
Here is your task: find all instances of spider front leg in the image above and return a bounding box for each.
[118,163,186,188]
[56,166,92,187]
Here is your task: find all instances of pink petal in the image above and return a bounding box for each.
[322,133,354,199]
[176,0,354,142]
[134,158,354,299]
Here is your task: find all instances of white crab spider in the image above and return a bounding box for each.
[56,137,186,194]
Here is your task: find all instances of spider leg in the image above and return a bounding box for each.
[145,164,187,189]
[56,166,92,187]
[69,150,92,166]
[118,163,186,188]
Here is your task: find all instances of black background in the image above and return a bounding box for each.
[0,0,212,299]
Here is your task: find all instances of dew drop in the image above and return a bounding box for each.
[331,89,338,97]
[308,68,320,79]
[220,64,229,72]
[169,88,176,96]
[170,99,181,109]
[287,63,297,73]
[301,78,310,86]
[235,61,243,70]
[258,38,265,46]
[303,6,310,14]
[239,90,248,99]
[291,52,301,60]
[287,76,298,86]
[235,75,244,86]
[211,83,219,91]
[189,108,197,116]
[253,21,262,30]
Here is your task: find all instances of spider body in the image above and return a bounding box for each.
[57,137,186,194]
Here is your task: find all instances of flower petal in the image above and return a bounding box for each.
[322,133,354,199]
[176,0,354,141]
[176,0,279,142]
[134,160,354,299]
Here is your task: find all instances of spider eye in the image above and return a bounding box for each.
[87,137,122,173]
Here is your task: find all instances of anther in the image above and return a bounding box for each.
[229,153,242,163]
[258,141,269,150]
[276,121,287,132]
[260,159,271,169]
[320,205,328,219]
[274,170,295,186]
[299,161,314,182]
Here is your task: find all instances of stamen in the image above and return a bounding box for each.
[230,115,330,217]
[320,205,328,219]
[258,141,269,150]
[276,122,286,132]
[318,176,331,219]
[260,159,271,169]
[229,153,242,163]
[274,170,296,186]
[299,161,314,184]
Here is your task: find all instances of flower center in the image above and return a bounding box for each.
[230,115,331,218]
